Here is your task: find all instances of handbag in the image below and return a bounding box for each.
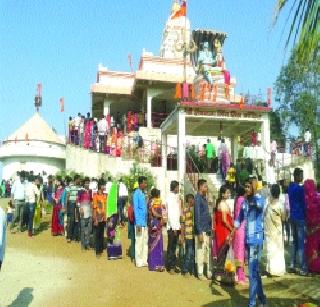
[221,247,236,286]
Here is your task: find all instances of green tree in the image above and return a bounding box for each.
[275,49,319,136]
[270,110,286,147]
[275,47,319,176]
[273,0,319,64]
[121,162,155,194]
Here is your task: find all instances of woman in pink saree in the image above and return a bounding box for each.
[304,180,320,273]
[83,120,91,149]
[233,186,247,283]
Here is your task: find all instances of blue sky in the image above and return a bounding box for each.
[0,0,291,141]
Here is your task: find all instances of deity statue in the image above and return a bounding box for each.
[214,38,224,68]
[197,42,216,84]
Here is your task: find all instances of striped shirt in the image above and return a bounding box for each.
[69,185,80,202]
[181,207,194,240]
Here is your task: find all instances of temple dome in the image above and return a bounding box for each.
[6,112,64,145]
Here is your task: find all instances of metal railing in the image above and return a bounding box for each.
[185,150,200,192]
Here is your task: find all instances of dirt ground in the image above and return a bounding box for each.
[0,199,319,307]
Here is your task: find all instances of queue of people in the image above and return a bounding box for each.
[1,167,320,307]
[130,171,319,307]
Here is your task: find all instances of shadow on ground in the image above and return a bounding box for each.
[204,275,320,307]
[8,287,34,307]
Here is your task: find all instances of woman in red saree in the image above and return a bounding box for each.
[51,179,65,236]
[304,179,320,273]
[215,185,234,278]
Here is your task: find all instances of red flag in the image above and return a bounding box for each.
[60,97,64,112]
[171,0,186,19]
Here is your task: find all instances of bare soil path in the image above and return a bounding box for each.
[0,199,319,307]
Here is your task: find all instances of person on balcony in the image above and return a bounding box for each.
[219,139,231,181]
[206,139,216,172]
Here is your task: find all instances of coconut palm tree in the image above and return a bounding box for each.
[273,0,319,63]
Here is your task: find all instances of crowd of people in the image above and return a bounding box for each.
[128,171,320,306]
[1,166,320,307]
[67,112,165,166]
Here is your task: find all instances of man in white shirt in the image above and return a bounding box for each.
[118,179,128,225]
[11,171,26,232]
[89,178,98,195]
[25,175,40,237]
[97,117,107,152]
[166,180,181,274]
[0,205,6,271]
[79,116,85,147]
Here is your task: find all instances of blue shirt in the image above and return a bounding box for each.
[235,194,265,246]
[133,188,147,227]
[194,193,212,235]
[288,182,305,221]
[60,189,68,209]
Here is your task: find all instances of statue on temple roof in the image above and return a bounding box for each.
[214,38,225,69]
[197,41,216,84]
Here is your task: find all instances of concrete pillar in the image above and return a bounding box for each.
[103,98,111,116]
[177,109,186,189]
[161,133,167,170]
[147,93,153,128]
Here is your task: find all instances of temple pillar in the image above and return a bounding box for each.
[103,98,111,116]
[147,90,153,128]
[177,109,186,189]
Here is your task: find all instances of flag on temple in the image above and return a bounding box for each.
[106,182,118,218]
[60,97,64,112]
[171,0,186,19]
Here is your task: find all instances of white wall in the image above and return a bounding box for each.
[66,145,174,199]
[1,156,65,180]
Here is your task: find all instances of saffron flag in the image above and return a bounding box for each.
[60,97,64,112]
[171,0,186,19]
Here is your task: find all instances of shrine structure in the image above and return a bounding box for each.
[87,1,272,195]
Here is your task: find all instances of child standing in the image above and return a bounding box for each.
[181,194,195,277]
[106,214,122,260]
[6,200,14,229]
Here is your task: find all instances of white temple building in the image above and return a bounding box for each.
[0,112,66,180]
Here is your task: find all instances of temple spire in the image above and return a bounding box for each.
[160,1,191,59]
